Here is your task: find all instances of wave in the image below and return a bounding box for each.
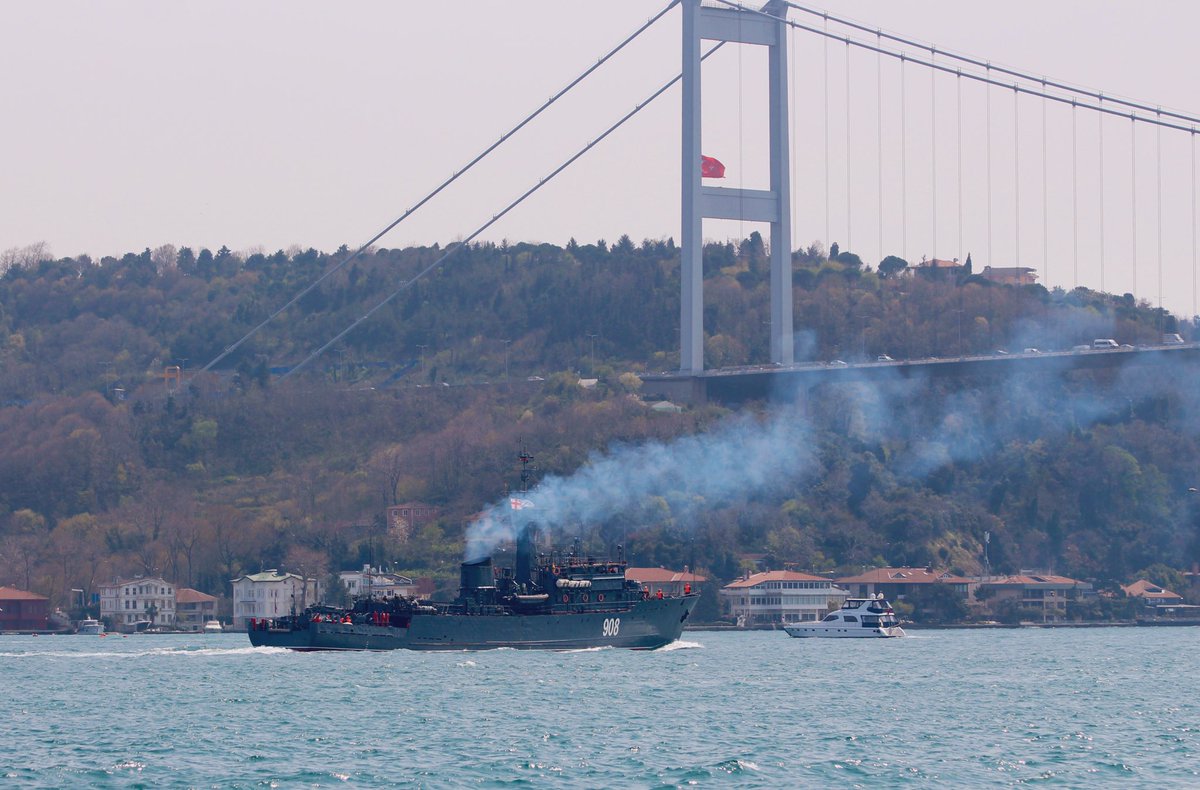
[0,645,289,660]
[658,639,704,651]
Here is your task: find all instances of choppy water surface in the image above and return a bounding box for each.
[1,627,1197,787]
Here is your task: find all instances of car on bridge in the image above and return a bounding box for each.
[877,355,894,362]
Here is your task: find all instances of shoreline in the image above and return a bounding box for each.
[685,619,1200,632]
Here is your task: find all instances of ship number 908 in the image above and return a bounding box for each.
[602,618,621,637]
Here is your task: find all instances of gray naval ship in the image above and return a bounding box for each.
[247,546,696,651]
[248,455,699,651]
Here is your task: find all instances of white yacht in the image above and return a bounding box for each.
[203,620,223,633]
[77,618,105,635]
[784,594,905,638]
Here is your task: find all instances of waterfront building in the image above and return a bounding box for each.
[338,566,417,598]
[836,567,973,601]
[910,256,964,281]
[99,577,176,630]
[975,574,1093,622]
[625,567,707,598]
[386,502,437,542]
[175,588,219,631]
[980,265,1039,286]
[720,571,847,625]
[0,586,49,631]
[231,570,320,631]
[1122,579,1184,607]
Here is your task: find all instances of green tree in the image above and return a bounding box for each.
[878,255,909,279]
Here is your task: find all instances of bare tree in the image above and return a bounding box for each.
[0,241,51,274]
[151,244,178,274]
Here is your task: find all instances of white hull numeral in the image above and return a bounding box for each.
[601,617,621,637]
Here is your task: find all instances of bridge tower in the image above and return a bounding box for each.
[681,0,793,373]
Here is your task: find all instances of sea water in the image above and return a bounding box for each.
[1,627,1196,787]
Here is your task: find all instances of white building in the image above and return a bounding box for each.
[99,577,176,631]
[231,570,320,631]
[338,566,416,599]
[720,571,847,626]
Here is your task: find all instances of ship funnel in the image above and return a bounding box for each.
[515,523,537,586]
[460,557,494,593]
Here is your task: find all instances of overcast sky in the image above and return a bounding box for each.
[4,1,1200,314]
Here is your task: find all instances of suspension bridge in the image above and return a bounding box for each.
[201,0,1200,398]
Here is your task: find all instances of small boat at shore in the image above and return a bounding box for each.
[203,620,223,633]
[77,619,105,635]
[783,594,905,638]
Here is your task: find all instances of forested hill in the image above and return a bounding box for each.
[1,237,1197,611]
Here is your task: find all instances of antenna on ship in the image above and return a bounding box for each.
[518,445,535,493]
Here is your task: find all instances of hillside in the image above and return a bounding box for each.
[1,238,1197,612]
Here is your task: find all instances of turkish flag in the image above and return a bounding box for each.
[701,155,725,178]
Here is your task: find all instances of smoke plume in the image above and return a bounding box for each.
[464,400,815,561]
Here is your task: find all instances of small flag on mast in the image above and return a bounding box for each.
[701,155,726,179]
[510,497,534,510]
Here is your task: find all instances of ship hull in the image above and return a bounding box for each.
[248,595,698,651]
[783,624,905,638]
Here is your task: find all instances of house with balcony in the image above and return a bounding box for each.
[99,577,176,631]
[980,265,1039,286]
[720,571,847,626]
[0,586,49,631]
[338,566,417,599]
[231,570,320,631]
[975,573,1093,622]
[625,567,707,598]
[175,587,219,631]
[386,502,438,542]
[836,567,973,601]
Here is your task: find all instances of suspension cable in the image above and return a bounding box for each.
[1072,102,1079,289]
[791,22,797,245]
[823,14,830,247]
[901,54,908,261]
[877,30,883,263]
[846,39,852,252]
[1157,114,1163,314]
[957,71,963,262]
[202,0,680,373]
[1100,98,1106,293]
[987,67,992,268]
[280,41,727,381]
[1131,117,1138,298]
[1042,81,1048,287]
[1014,85,1020,268]
[711,0,1200,135]
[931,50,937,259]
[783,0,1200,129]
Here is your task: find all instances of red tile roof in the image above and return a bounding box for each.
[1122,579,1183,600]
[985,574,1085,587]
[723,570,831,589]
[0,586,48,601]
[625,567,708,584]
[175,587,218,604]
[836,567,971,585]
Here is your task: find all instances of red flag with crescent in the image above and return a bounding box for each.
[701,155,725,178]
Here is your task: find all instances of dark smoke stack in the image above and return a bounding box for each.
[515,523,536,586]
[460,557,494,594]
